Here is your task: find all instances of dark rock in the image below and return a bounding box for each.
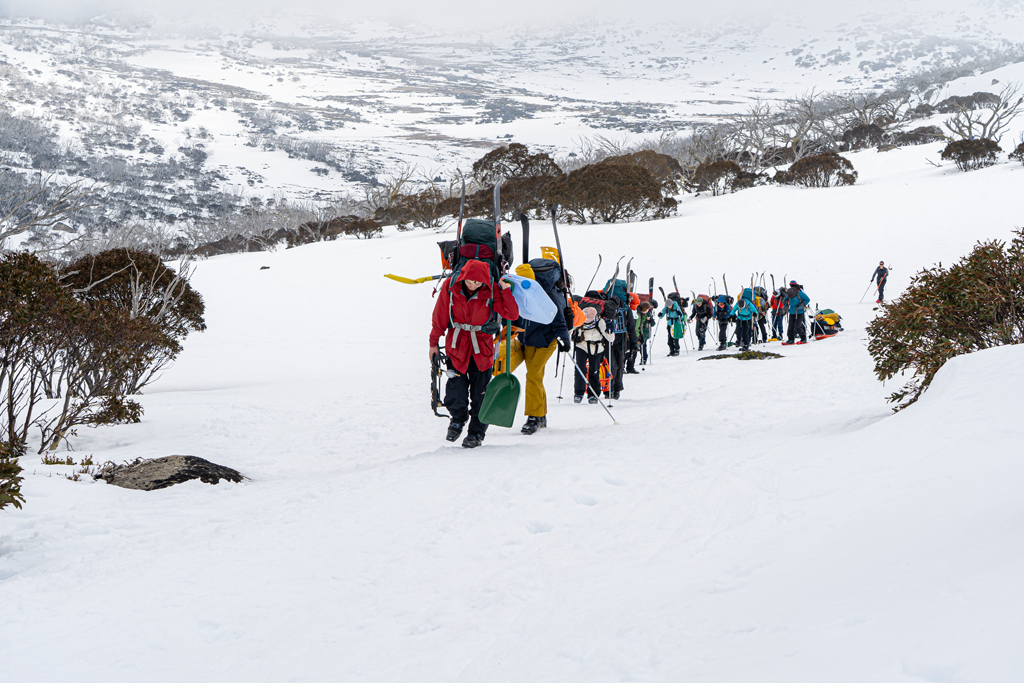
[96,455,245,491]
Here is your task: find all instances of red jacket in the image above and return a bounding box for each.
[430,259,519,374]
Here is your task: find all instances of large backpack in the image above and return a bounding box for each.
[715,294,734,319]
[437,219,513,336]
[437,218,513,285]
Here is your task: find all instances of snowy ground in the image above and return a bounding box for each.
[3,115,1024,680]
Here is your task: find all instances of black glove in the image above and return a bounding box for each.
[729,315,737,323]
[557,337,571,353]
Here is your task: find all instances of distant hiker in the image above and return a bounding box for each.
[690,294,712,351]
[604,278,637,400]
[872,261,889,302]
[659,294,684,356]
[732,288,757,352]
[769,287,786,340]
[572,304,614,404]
[506,261,571,435]
[784,280,811,345]
[714,294,732,351]
[429,259,519,449]
[630,300,654,370]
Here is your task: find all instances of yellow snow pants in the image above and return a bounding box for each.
[494,338,557,417]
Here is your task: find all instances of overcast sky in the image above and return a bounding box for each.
[0,0,993,31]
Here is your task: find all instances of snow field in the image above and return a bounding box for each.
[3,104,1024,681]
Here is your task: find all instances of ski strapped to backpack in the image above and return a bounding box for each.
[441,179,512,352]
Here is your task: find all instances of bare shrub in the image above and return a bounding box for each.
[943,83,1023,143]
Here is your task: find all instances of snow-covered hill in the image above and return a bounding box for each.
[3,80,1024,679]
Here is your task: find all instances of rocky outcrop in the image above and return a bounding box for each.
[96,455,244,491]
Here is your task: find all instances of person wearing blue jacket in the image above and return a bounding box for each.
[731,288,758,351]
[785,280,811,344]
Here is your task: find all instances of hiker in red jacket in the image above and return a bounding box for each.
[769,287,787,340]
[430,259,519,449]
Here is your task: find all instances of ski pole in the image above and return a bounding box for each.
[556,350,567,401]
[859,281,874,304]
[569,354,619,425]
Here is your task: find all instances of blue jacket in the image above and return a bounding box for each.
[731,289,757,321]
[788,288,810,314]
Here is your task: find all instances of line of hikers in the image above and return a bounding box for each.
[429,253,818,448]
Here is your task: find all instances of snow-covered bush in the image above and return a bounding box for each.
[778,151,857,188]
[867,229,1024,410]
[940,139,1002,172]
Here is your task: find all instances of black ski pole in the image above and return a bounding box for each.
[568,353,618,424]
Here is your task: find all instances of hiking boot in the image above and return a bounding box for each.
[521,416,542,435]
[698,343,705,350]
[611,390,621,400]
[573,395,583,404]
[446,421,464,442]
[717,344,726,351]
[462,433,484,449]
[588,396,598,405]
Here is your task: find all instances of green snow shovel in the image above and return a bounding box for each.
[479,319,520,428]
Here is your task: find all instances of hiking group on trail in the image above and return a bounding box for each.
[420,183,869,448]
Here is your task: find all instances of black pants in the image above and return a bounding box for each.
[626,347,638,372]
[787,313,806,343]
[667,334,680,354]
[573,346,603,398]
[736,318,752,348]
[877,280,886,301]
[717,318,730,346]
[444,361,491,436]
[694,319,708,347]
[640,339,649,364]
[610,339,626,392]
[771,313,784,338]
[756,316,768,343]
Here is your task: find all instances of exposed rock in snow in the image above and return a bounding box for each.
[96,456,244,491]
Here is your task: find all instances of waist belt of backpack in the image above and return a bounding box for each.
[451,322,483,355]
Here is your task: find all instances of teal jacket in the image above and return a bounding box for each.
[788,288,810,314]
[731,289,757,321]
[659,300,683,323]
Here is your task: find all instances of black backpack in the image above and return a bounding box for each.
[437,218,513,285]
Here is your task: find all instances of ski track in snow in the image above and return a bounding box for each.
[4,69,1024,683]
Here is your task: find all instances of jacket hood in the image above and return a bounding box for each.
[457,259,492,285]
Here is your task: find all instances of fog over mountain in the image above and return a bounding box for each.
[2,0,1020,34]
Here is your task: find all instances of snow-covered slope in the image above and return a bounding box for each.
[3,115,1024,680]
